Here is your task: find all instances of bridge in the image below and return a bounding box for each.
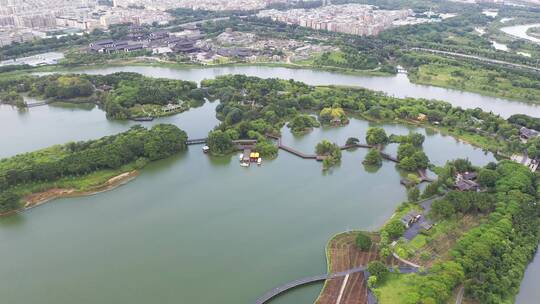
[186,138,207,145]
[266,134,400,163]
[379,152,398,163]
[254,265,419,304]
[254,266,367,304]
[26,101,49,108]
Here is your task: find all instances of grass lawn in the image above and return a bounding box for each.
[375,273,419,304]
[410,63,540,103]
[395,214,484,265]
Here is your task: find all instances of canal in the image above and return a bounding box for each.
[0,65,536,303]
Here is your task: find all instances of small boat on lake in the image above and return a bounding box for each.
[257,158,262,166]
[202,146,209,153]
[240,162,249,167]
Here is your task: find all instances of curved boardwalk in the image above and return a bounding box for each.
[254,267,366,304]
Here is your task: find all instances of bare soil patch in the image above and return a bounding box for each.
[22,171,139,210]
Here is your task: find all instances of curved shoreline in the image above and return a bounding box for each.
[1,170,139,216]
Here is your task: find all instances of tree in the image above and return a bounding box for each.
[355,232,372,251]
[346,137,359,146]
[363,149,382,166]
[207,130,234,155]
[319,106,348,125]
[366,127,388,146]
[398,157,417,171]
[453,158,473,173]
[367,275,378,288]
[477,168,499,188]
[0,190,21,213]
[384,220,406,239]
[367,260,389,280]
[411,151,430,169]
[397,143,416,160]
[255,141,278,158]
[408,187,420,202]
[143,124,187,160]
[288,114,319,134]
[409,133,425,147]
[316,140,342,170]
[431,198,455,219]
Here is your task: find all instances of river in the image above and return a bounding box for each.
[37,64,540,118]
[0,65,536,304]
[500,23,540,44]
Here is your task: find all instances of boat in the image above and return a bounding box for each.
[202,146,209,153]
[257,158,262,166]
[240,162,249,167]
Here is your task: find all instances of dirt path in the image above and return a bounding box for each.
[315,232,385,304]
[21,171,139,211]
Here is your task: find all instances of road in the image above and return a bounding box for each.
[456,285,465,304]
[410,47,540,73]
[403,196,438,241]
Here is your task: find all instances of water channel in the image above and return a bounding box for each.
[500,23,540,44]
[1,65,538,303]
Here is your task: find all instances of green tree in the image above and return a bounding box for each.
[207,130,234,155]
[430,198,455,219]
[355,232,372,251]
[384,220,406,239]
[367,260,389,280]
[409,133,425,147]
[316,140,342,170]
[397,143,417,160]
[0,190,21,213]
[366,127,389,146]
[363,149,382,166]
[408,187,420,202]
[477,168,499,188]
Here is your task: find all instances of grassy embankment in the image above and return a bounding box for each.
[409,63,540,103]
[315,203,422,303]
[33,54,394,77]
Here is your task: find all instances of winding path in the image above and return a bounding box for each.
[254,267,367,304]
[254,265,419,304]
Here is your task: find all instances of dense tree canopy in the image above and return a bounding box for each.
[366,127,389,146]
[355,232,372,251]
[0,124,187,212]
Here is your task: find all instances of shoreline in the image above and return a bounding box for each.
[35,59,393,77]
[5,170,139,215]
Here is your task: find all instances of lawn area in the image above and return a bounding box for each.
[395,214,485,266]
[410,63,540,103]
[374,273,419,304]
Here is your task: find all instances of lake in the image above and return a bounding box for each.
[38,64,540,118]
[0,99,497,304]
[1,64,537,303]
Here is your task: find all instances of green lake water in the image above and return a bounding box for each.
[1,65,536,303]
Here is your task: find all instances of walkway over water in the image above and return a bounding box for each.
[254,265,419,304]
[254,266,367,304]
[186,138,207,145]
[26,101,49,108]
